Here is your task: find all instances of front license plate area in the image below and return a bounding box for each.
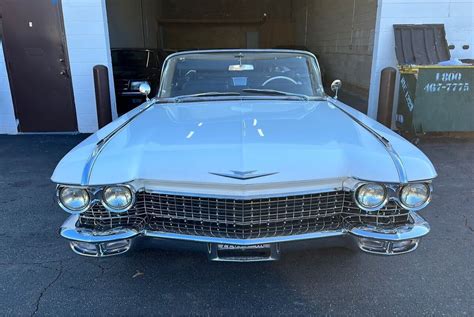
[208,243,280,262]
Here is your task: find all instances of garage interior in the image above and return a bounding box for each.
[106,0,377,113]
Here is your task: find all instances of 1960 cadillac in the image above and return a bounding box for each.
[52,50,436,261]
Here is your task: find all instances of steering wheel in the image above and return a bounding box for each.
[262,76,298,87]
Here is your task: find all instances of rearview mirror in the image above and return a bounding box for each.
[331,79,342,99]
[229,64,254,71]
[139,82,152,100]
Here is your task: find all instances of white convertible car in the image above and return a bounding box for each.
[52,50,436,261]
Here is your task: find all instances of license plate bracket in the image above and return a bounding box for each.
[208,243,280,262]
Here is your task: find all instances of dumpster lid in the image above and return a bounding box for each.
[394,24,450,65]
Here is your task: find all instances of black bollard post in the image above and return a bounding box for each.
[377,67,397,128]
[93,65,112,129]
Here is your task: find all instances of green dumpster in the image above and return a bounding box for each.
[396,65,474,135]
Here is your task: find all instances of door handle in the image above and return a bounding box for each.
[60,70,69,78]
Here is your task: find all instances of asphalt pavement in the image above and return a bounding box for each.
[0,134,472,316]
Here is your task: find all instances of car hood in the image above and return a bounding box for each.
[52,99,437,187]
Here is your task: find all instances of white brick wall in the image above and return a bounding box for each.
[0,41,17,134]
[62,0,117,133]
[368,0,474,118]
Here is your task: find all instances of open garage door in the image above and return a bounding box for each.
[105,0,377,114]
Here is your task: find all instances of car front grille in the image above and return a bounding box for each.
[78,191,410,239]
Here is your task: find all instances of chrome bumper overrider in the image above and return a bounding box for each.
[60,212,430,260]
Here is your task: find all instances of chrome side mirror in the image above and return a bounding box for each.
[139,82,151,100]
[331,79,342,99]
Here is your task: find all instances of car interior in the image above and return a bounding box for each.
[167,55,318,97]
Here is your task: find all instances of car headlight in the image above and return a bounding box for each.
[102,186,134,211]
[400,183,431,209]
[355,183,387,211]
[130,81,149,91]
[58,187,90,213]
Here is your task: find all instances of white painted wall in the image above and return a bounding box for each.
[0,41,17,134]
[62,0,117,133]
[368,0,474,119]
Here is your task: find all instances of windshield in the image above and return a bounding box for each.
[111,50,157,68]
[159,51,324,98]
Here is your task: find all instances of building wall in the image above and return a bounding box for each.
[293,0,378,105]
[1,0,472,133]
[160,0,295,49]
[106,0,296,50]
[106,0,159,49]
[0,41,17,134]
[368,0,474,119]
[62,0,117,133]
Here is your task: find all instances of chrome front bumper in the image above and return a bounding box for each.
[60,212,430,260]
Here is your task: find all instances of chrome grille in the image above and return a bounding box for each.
[79,191,410,239]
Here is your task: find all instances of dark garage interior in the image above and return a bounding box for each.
[106,0,378,114]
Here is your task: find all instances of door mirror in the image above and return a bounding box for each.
[139,82,152,100]
[331,79,342,99]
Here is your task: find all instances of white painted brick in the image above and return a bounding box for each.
[64,21,107,36]
[0,41,17,134]
[62,0,116,133]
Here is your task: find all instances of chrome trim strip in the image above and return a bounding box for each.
[137,178,349,200]
[144,230,345,245]
[328,100,409,184]
[80,100,156,185]
[60,212,429,244]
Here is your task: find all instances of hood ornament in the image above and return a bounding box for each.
[209,170,278,180]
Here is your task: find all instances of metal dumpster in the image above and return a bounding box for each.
[397,65,474,134]
[394,24,474,136]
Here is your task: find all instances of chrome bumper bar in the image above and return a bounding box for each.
[60,212,430,258]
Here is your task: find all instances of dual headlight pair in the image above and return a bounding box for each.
[58,186,133,213]
[355,183,431,211]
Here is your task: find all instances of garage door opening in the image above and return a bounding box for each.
[105,0,377,115]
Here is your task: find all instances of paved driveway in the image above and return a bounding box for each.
[0,135,472,316]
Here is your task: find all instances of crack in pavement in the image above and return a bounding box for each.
[31,261,64,316]
[465,217,474,232]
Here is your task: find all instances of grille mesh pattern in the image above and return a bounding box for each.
[78,191,410,239]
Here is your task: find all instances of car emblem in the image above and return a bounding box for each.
[209,170,278,180]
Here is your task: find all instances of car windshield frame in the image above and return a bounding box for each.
[157,50,325,100]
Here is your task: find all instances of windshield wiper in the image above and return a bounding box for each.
[242,89,310,101]
[175,92,241,102]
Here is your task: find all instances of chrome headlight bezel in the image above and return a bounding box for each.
[354,183,389,212]
[101,185,135,213]
[398,183,432,211]
[57,186,91,214]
